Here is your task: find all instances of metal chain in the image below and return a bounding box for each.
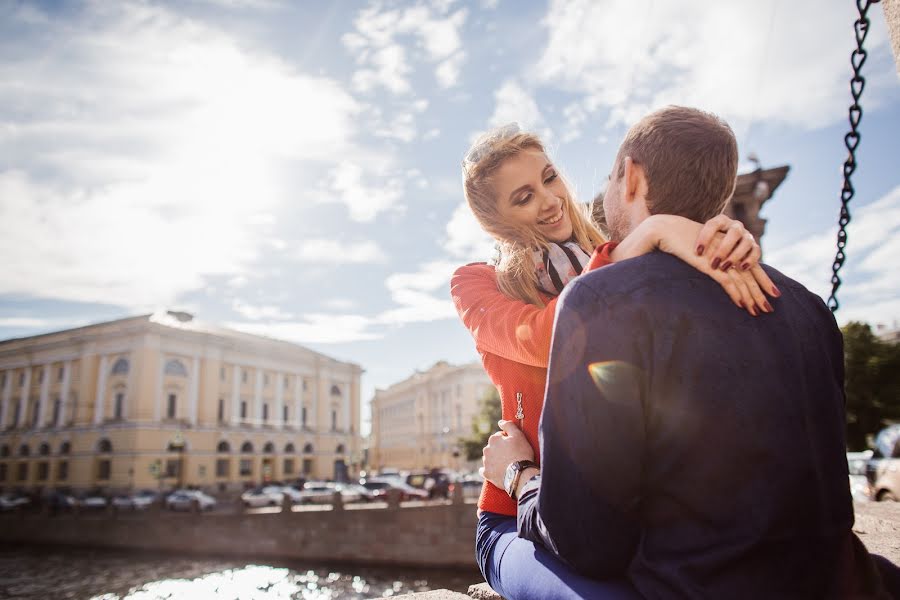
[828,0,881,312]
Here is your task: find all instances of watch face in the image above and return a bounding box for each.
[503,462,517,494]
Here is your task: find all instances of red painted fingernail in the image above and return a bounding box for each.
[721,261,732,271]
[764,301,773,313]
[749,305,757,317]
[696,245,705,256]
[771,285,781,297]
[741,262,750,271]
[711,257,721,269]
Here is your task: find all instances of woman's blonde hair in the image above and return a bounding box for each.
[462,126,606,306]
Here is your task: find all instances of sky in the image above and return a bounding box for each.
[1,0,899,435]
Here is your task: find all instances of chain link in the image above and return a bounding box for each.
[828,0,881,312]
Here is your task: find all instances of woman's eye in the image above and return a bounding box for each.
[544,172,558,184]
[516,193,532,206]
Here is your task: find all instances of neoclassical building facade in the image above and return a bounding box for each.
[370,361,494,473]
[0,311,363,494]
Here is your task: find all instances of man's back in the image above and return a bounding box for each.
[533,252,878,599]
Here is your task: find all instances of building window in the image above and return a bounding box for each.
[36,461,49,481]
[303,443,313,454]
[335,444,345,455]
[302,459,313,475]
[57,461,68,481]
[53,398,61,426]
[331,410,337,431]
[330,384,341,397]
[284,443,295,453]
[97,459,111,480]
[167,394,177,419]
[240,401,247,419]
[263,442,275,454]
[217,440,230,453]
[12,403,20,427]
[38,369,44,384]
[17,463,28,481]
[264,374,269,386]
[220,367,226,381]
[39,443,50,456]
[239,459,252,476]
[114,393,124,419]
[218,398,225,422]
[283,458,295,475]
[165,459,180,478]
[283,377,289,389]
[58,367,64,382]
[241,441,254,454]
[283,405,288,423]
[302,378,308,391]
[262,403,269,423]
[301,407,307,427]
[0,372,5,388]
[215,459,230,478]
[242,369,248,383]
[97,439,113,453]
[18,444,29,457]
[164,359,188,377]
[0,463,6,481]
[60,441,71,455]
[31,403,39,427]
[19,373,25,387]
[111,358,129,375]
[0,445,7,457]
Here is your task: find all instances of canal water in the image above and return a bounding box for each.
[0,545,478,599]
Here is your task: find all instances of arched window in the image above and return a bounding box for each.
[263,442,275,454]
[0,444,9,457]
[18,444,30,457]
[330,384,342,397]
[217,441,231,453]
[335,444,346,454]
[164,359,188,377]
[97,439,113,453]
[38,443,50,456]
[111,358,130,375]
[303,443,314,454]
[284,443,295,453]
[59,441,71,455]
[241,441,254,454]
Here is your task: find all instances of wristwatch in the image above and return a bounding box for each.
[504,459,539,500]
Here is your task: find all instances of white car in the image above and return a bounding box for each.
[165,490,216,511]
[241,486,285,508]
[0,494,30,511]
[80,495,108,510]
[278,486,305,504]
[111,492,156,510]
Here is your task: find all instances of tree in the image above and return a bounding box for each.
[842,322,900,450]
[459,387,501,461]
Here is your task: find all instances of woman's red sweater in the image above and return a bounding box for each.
[449,242,617,516]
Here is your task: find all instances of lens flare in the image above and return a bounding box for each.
[587,360,642,403]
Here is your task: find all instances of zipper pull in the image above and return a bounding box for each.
[515,392,524,426]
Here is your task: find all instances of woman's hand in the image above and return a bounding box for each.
[647,215,780,316]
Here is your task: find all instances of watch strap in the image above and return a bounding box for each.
[507,459,539,500]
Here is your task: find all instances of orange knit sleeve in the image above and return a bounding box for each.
[449,242,618,369]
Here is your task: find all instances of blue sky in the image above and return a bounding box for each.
[1,0,899,433]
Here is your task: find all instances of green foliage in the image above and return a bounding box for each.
[459,386,501,462]
[842,321,900,450]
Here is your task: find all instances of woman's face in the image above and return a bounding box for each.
[492,149,574,243]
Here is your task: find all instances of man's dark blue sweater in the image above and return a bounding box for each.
[517,253,886,599]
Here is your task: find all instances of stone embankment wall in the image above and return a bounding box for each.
[0,494,479,569]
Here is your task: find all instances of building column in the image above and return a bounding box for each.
[343,384,351,433]
[154,355,164,422]
[188,357,200,426]
[37,364,50,429]
[0,370,12,428]
[230,365,241,426]
[94,355,108,425]
[254,369,263,426]
[294,375,302,429]
[275,373,284,430]
[17,368,31,427]
[59,361,71,427]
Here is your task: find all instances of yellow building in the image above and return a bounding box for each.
[370,361,494,472]
[0,311,363,494]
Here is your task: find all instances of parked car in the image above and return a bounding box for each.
[79,494,108,510]
[344,483,376,502]
[111,491,155,511]
[278,486,305,504]
[241,486,285,508]
[46,491,78,512]
[867,425,900,502]
[165,490,216,511]
[0,493,30,511]
[361,478,429,501]
[406,469,454,499]
[847,450,873,501]
[458,474,484,501]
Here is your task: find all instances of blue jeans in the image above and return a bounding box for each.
[476,511,642,600]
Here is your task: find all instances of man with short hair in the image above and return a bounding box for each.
[483,106,895,598]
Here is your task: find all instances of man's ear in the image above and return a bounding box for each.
[623,157,647,204]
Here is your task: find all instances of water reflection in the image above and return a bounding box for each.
[0,546,475,599]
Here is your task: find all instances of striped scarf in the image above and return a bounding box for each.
[533,240,592,296]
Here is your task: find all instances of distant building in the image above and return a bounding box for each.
[369,361,494,473]
[0,311,363,494]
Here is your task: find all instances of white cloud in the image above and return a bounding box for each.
[0,3,361,308]
[231,300,294,321]
[766,185,900,326]
[318,161,407,222]
[534,0,895,138]
[227,314,381,344]
[488,79,550,139]
[294,239,387,264]
[444,202,496,262]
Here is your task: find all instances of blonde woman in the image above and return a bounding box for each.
[451,122,777,599]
